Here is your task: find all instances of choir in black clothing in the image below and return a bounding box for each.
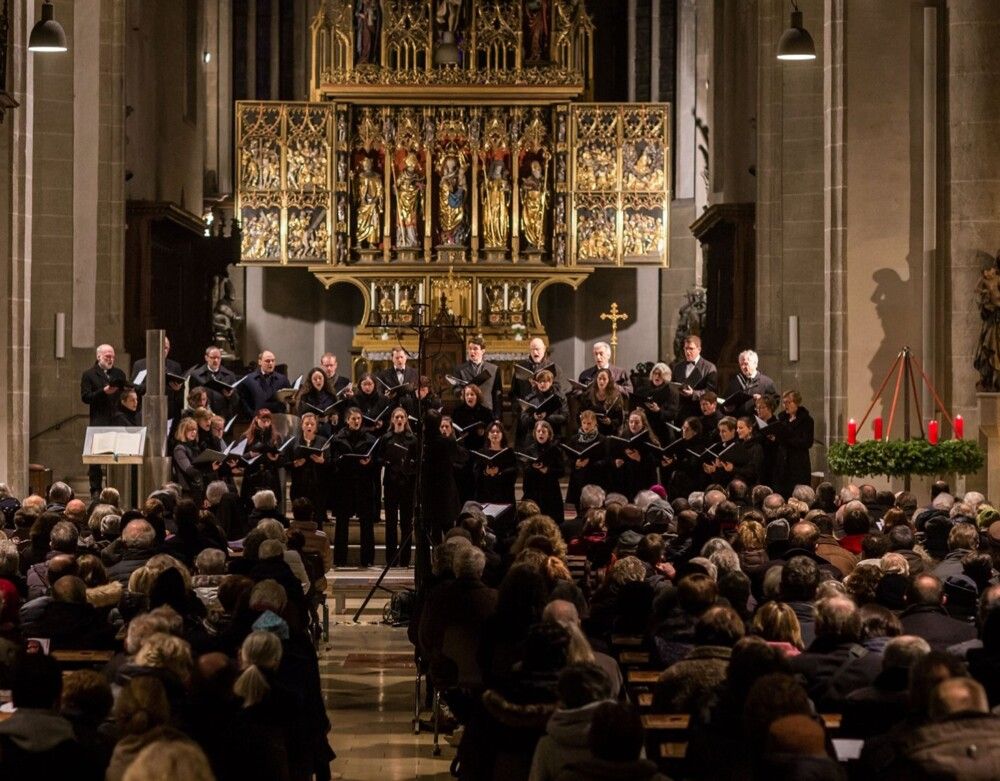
[143,334,818,571]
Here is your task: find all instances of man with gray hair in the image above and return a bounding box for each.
[46,481,74,511]
[26,521,80,600]
[841,635,931,736]
[107,519,158,584]
[721,349,777,417]
[81,343,128,495]
[543,599,623,698]
[577,340,632,397]
[789,596,878,709]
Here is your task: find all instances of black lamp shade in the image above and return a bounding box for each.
[29,2,68,53]
[776,9,815,61]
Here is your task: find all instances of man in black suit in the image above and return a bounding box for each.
[81,343,128,496]
[188,345,242,419]
[510,336,566,407]
[670,335,718,422]
[721,348,779,418]
[132,335,185,419]
[320,352,353,395]
[452,337,503,413]
[239,350,291,414]
[375,347,419,411]
[578,341,632,397]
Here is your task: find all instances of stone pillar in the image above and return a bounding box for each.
[141,330,170,495]
[0,0,34,497]
[947,1,1000,448]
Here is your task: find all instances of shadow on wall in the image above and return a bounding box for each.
[868,266,919,402]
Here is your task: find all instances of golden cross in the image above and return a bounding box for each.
[600,301,629,364]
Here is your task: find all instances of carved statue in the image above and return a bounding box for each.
[525,0,550,62]
[480,159,511,248]
[212,275,243,357]
[436,0,463,33]
[378,288,395,322]
[355,0,381,65]
[673,287,707,362]
[520,158,549,250]
[395,152,423,248]
[354,157,384,248]
[437,152,469,246]
[976,254,1000,391]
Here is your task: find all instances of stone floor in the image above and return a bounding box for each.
[321,595,455,780]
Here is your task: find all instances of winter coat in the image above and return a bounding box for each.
[529,700,608,781]
[652,644,731,714]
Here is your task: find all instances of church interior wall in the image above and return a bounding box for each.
[844,0,925,439]
[28,0,126,485]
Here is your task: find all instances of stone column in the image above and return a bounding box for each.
[948,1,1000,440]
[0,0,35,497]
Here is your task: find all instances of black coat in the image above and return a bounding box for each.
[473,447,517,505]
[188,362,242,418]
[775,406,815,496]
[288,434,329,515]
[80,363,128,425]
[421,432,463,538]
[240,370,291,414]
[721,371,778,417]
[899,604,977,651]
[564,433,610,504]
[452,360,503,413]
[520,441,565,521]
[669,357,718,421]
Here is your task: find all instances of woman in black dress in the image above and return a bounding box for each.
[775,390,814,497]
[610,408,660,501]
[516,369,568,445]
[354,373,389,434]
[288,412,328,521]
[520,420,565,522]
[579,368,624,436]
[380,407,417,567]
[451,384,494,503]
[240,408,285,510]
[753,394,782,489]
[660,416,705,497]
[564,409,609,505]
[294,367,339,437]
[635,362,681,444]
[473,421,517,506]
[332,407,378,568]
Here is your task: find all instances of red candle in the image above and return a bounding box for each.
[955,415,964,440]
[928,419,939,445]
[847,418,857,446]
[873,416,883,441]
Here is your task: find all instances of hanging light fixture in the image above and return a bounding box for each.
[776,1,815,61]
[28,1,68,53]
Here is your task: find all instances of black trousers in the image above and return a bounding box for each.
[88,464,104,496]
[383,479,414,567]
[333,484,376,567]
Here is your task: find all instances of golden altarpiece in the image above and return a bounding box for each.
[236,0,670,374]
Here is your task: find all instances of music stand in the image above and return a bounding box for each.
[82,426,147,508]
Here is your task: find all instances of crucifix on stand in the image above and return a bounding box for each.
[600,302,629,364]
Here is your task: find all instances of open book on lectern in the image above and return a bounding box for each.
[83,427,147,459]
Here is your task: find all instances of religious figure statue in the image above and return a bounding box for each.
[355,0,380,65]
[673,287,707,361]
[437,152,469,246]
[480,159,511,248]
[520,159,549,250]
[354,157,384,249]
[378,288,395,322]
[525,0,550,62]
[212,275,243,357]
[395,152,423,248]
[436,0,463,32]
[398,288,413,314]
[976,254,1000,391]
[509,287,525,324]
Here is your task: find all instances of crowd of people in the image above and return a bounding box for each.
[412,480,1000,780]
[0,480,333,779]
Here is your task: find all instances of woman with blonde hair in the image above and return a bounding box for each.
[750,601,804,655]
[171,418,204,501]
[510,513,567,560]
[107,676,184,781]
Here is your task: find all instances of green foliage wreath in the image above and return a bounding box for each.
[828,439,985,478]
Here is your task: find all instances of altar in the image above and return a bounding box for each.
[236,0,671,379]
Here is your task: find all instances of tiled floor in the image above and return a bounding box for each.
[322,606,455,780]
